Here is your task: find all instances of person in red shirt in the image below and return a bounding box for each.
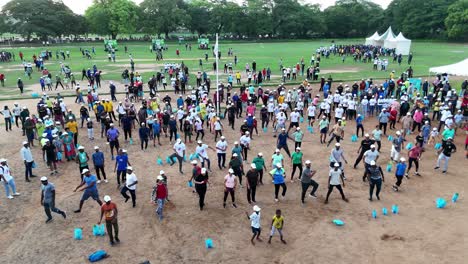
[98,195,119,245]
[389,107,398,129]
[0,73,5,87]
[407,144,422,177]
[152,176,167,221]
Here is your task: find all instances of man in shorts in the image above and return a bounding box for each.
[73,168,102,213]
[319,116,329,144]
[246,205,262,245]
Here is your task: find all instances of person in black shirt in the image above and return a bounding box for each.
[415,132,424,148]
[246,164,259,204]
[42,139,58,175]
[354,134,374,168]
[194,168,209,210]
[435,137,456,174]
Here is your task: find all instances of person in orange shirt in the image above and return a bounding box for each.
[98,195,120,246]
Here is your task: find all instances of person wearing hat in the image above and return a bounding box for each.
[139,122,150,150]
[246,205,262,245]
[66,116,79,145]
[290,147,303,182]
[0,158,20,199]
[277,128,292,158]
[318,115,330,144]
[400,112,413,140]
[300,160,319,203]
[120,166,138,207]
[229,153,244,186]
[196,140,214,171]
[366,160,385,201]
[435,137,457,174]
[76,146,90,179]
[292,127,304,150]
[73,168,102,213]
[40,176,66,223]
[193,168,209,210]
[1,105,13,132]
[152,175,168,221]
[99,195,119,245]
[377,108,390,135]
[223,168,238,208]
[325,163,348,204]
[432,98,442,121]
[362,144,379,181]
[270,163,287,202]
[252,152,266,185]
[215,136,228,169]
[114,149,131,187]
[371,125,383,151]
[246,163,259,204]
[92,146,107,183]
[421,121,431,144]
[326,119,344,147]
[393,158,407,191]
[42,139,59,175]
[169,139,186,174]
[239,131,251,161]
[107,123,120,160]
[354,133,375,168]
[21,141,36,182]
[390,130,404,162]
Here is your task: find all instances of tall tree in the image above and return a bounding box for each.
[1,0,80,41]
[140,0,187,38]
[85,0,139,39]
[445,0,468,40]
[186,0,212,36]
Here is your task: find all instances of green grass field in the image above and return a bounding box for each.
[0,40,467,97]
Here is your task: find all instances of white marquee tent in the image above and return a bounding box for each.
[365,32,380,45]
[392,32,412,55]
[383,32,396,49]
[374,27,395,47]
[429,58,468,76]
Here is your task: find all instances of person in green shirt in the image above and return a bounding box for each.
[292,127,304,149]
[252,152,266,185]
[441,127,455,141]
[290,147,303,182]
[75,146,90,180]
[229,153,244,186]
[271,149,284,169]
[319,116,329,144]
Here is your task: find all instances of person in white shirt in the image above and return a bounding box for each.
[307,104,316,126]
[363,145,379,181]
[120,166,138,207]
[240,132,252,161]
[334,105,344,123]
[0,158,21,199]
[246,205,262,245]
[12,103,21,128]
[169,139,186,174]
[196,140,215,171]
[20,141,36,182]
[274,111,286,136]
[324,163,347,204]
[216,136,228,169]
[213,117,223,141]
[287,109,300,133]
[347,97,357,120]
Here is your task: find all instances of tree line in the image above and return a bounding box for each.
[1,0,466,41]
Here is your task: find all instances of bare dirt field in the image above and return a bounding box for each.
[0,90,467,264]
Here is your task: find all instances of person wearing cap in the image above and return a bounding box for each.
[270,163,287,202]
[290,147,303,182]
[435,137,457,174]
[371,125,383,151]
[354,133,375,168]
[277,128,292,158]
[326,119,344,147]
[196,140,214,171]
[1,105,13,132]
[378,108,390,135]
[330,142,348,174]
[252,152,266,185]
[152,175,168,221]
[438,106,452,132]
[215,136,228,169]
[139,122,150,150]
[239,131,251,161]
[79,104,90,128]
[169,139,186,174]
[300,160,318,203]
[73,169,102,213]
[105,123,120,160]
[213,117,224,142]
[246,205,262,245]
[114,149,131,187]
[1,159,20,199]
[223,168,238,208]
[92,146,107,183]
[406,140,423,177]
[366,160,385,201]
[42,139,59,175]
[40,176,66,223]
[421,121,431,144]
[325,162,348,204]
[121,166,138,207]
[318,115,330,144]
[76,146,90,179]
[231,141,243,162]
[229,153,244,186]
[390,130,404,162]
[393,158,407,191]
[432,97,442,121]
[66,116,79,145]
[400,112,413,139]
[24,116,35,146]
[441,124,455,143]
[362,144,379,181]
[99,195,119,245]
[21,141,36,182]
[291,127,304,149]
[193,168,209,210]
[246,163,259,204]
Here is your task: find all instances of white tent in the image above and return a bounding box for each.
[429,58,468,76]
[374,27,395,47]
[392,32,412,55]
[383,32,396,49]
[365,31,380,45]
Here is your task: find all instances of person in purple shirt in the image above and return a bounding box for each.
[106,124,120,160]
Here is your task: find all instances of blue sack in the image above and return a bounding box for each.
[382,208,388,216]
[175,133,180,139]
[392,205,399,214]
[300,117,304,123]
[386,162,392,172]
[405,143,413,150]
[387,135,394,141]
[332,219,344,226]
[157,157,163,165]
[205,238,213,249]
[74,228,82,240]
[263,127,267,133]
[57,152,63,161]
[166,156,172,164]
[129,138,133,145]
[172,156,178,163]
[436,198,447,208]
[93,225,99,236]
[435,143,442,150]
[88,250,108,262]
[372,210,377,219]
[351,135,358,142]
[32,161,37,169]
[187,181,193,187]
[183,155,187,162]
[452,193,459,203]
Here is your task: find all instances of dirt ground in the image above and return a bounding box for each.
[0,91,467,264]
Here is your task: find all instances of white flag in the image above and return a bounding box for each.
[214,35,219,58]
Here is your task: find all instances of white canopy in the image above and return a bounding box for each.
[392,32,411,55]
[374,27,395,47]
[365,31,380,45]
[429,58,468,76]
[383,32,396,49]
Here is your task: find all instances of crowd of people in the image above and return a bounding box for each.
[1,48,468,247]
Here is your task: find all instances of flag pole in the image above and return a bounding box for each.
[215,33,220,116]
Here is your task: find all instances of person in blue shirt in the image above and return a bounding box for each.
[269,163,287,202]
[177,96,184,109]
[393,157,407,192]
[152,119,161,146]
[168,115,178,142]
[114,149,131,187]
[73,169,102,213]
[92,146,107,183]
[356,114,364,137]
[277,128,291,158]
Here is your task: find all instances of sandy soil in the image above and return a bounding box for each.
[0,87,467,264]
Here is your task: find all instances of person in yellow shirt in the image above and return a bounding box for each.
[235,72,241,84]
[277,94,285,104]
[66,117,79,144]
[105,99,116,121]
[268,209,286,244]
[432,98,442,121]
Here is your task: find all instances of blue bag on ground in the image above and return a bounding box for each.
[392,205,399,214]
[436,198,447,208]
[166,156,171,164]
[452,193,459,203]
[157,157,163,165]
[263,127,267,133]
[435,143,442,150]
[57,152,63,161]
[88,250,108,262]
[372,210,377,218]
[300,117,304,123]
[332,219,344,226]
[205,238,213,248]
[129,138,133,145]
[386,162,392,172]
[387,135,394,141]
[74,228,82,240]
[406,143,413,150]
[382,208,388,216]
[351,135,358,142]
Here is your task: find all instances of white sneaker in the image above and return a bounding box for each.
[274,198,279,202]
[13,192,20,196]
[104,180,108,183]
[97,180,101,184]
[7,195,14,199]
